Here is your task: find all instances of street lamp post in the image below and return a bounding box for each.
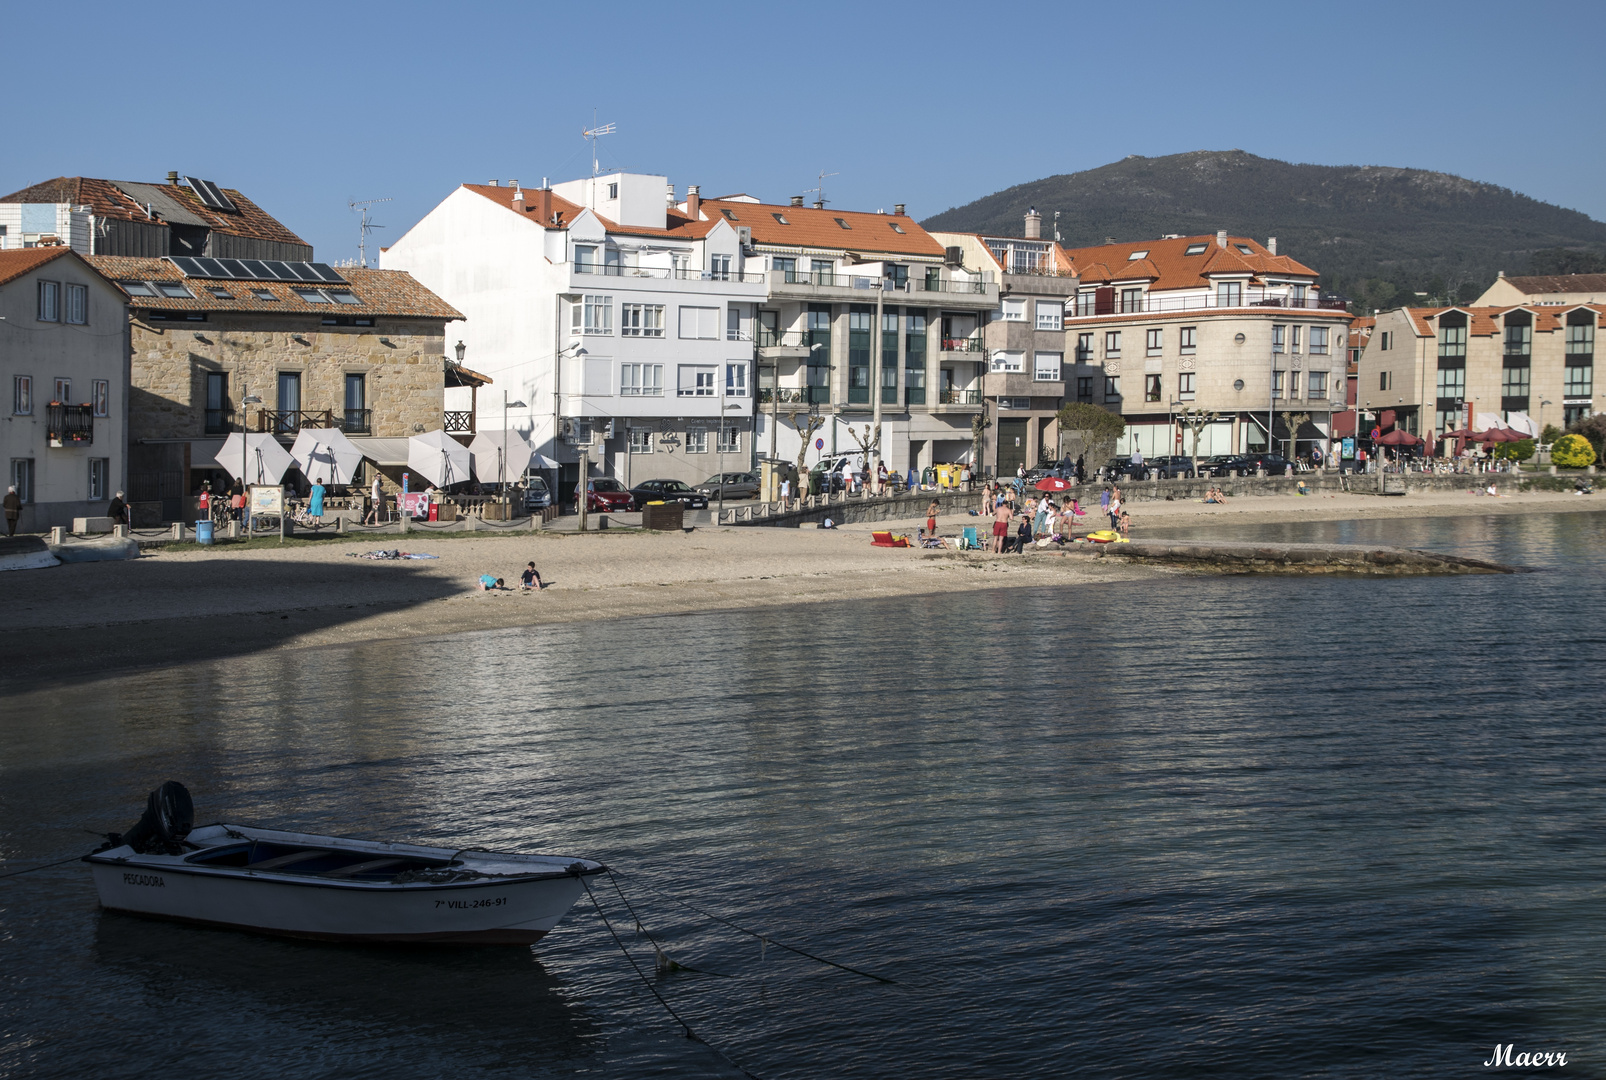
[718,402,743,519]
[503,391,527,510]
[240,389,261,533]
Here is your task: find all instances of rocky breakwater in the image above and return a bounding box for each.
[1090,539,1518,576]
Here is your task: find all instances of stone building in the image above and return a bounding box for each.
[1475,272,1606,308]
[87,255,460,519]
[1,248,131,531]
[1360,303,1601,443]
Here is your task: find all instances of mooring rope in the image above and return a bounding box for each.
[579,876,759,1080]
[608,869,895,985]
[607,871,728,977]
[0,854,83,880]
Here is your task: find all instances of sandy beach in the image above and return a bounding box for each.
[2,486,1596,686]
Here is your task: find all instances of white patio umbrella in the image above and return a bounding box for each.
[407,430,472,487]
[290,427,365,485]
[216,433,295,485]
[1502,411,1539,438]
[469,429,535,486]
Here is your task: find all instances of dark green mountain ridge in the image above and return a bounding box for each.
[921,150,1606,310]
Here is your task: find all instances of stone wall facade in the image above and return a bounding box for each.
[129,314,447,442]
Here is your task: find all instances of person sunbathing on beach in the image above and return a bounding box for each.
[1204,486,1228,504]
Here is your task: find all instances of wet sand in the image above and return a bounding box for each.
[3,486,1594,687]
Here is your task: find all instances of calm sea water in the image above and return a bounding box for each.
[2,510,1604,1079]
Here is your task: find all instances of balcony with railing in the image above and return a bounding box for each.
[255,409,335,435]
[46,402,94,446]
[765,270,996,305]
[940,336,986,354]
[444,411,475,434]
[204,407,235,435]
[758,387,831,406]
[342,408,372,434]
[936,388,983,408]
[1068,289,1350,318]
[570,263,766,289]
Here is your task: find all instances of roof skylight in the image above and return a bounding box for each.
[1184,243,1208,256]
[156,282,193,298]
[1234,243,1253,254]
[120,280,156,297]
[1127,250,1149,260]
[772,213,790,225]
[834,218,851,230]
[889,222,905,234]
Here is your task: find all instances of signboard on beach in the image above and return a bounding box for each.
[248,485,283,515]
[1342,437,1355,460]
[397,491,430,517]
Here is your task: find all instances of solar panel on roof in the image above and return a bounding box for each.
[168,257,207,277]
[311,263,346,283]
[163,256,346,284]
[217,259,251,278]
[183,177,237,213]
[239,260,273,279]
[194,257,229,278]
[267,263,301,281]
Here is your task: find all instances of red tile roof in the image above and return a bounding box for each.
[464,184,719,239]
[1061,234,1319,292]
[85,256,462,320]
[701,199,945,258]
[1498,274,1606,295]
[0,246,74,286]
[1396,304,1604,337]
[1,176,308,249]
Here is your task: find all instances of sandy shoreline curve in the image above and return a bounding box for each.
[3,488,1597,687]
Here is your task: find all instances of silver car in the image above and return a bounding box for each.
[697,472,760,499]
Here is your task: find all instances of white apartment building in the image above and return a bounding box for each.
[1061,232,1353,460]
[716,195,998,475]
[1,248,130,531]
[383,173,762,493]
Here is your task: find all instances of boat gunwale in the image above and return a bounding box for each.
[83,822,606,891]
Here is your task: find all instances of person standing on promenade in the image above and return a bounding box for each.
[991,497,1013,553]
[1108,487,1122,530]
[4,485,19,536]
[1076,455,1086,483]
[308,477,326,523]
[365,474,383,525]
[926,498,940,539]
[780,476,791,510]
[1100,486,1111,522]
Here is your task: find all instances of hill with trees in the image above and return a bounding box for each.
[922,150,1606,313]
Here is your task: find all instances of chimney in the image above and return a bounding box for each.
[790,195,804,208]
[1216,229,1228,249]
[512,187,525,214]
[537,186,553,225]
[686,184,701,220]
[489,179,499,187]
[813,199,825,210]
[167,171,179,185]
[508,180,517,190]
[1267,236,1277,255]
[1497,269,1506,279]
[1024,206,1042,239]
[894,203,905,216]
[1104,237,1116,245]
[667,182,676,206]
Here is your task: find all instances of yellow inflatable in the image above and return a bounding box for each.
[1085,529,1129,544]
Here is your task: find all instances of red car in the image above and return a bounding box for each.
[576,477,635,512]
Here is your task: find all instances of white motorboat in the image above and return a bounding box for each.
[85,783,605,946]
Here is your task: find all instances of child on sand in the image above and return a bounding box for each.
[479,574,504,591]
[520,562,544,590]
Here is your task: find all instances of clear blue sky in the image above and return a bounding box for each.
[6,0,1601,263]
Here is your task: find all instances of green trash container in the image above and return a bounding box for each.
[195,519,214,545]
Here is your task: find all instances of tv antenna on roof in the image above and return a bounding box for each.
[582,113,616,178]
[804,169,839,209]
[349,198,391,268]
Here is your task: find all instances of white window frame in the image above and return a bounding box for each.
[685,428,709,453]
[89,457,108,500]
[1033,351,1062,382]
[627,427,654,454]
[1001,298,1026,322]
[573,295,613,335]
[54,378,70,403]
[717,427,741,454]
[621,303,665,337]
[1035,301,1062,331]
[13,375,32,415]
[725,363,748,396]
[1145,328,1163,357]
[574,244,598,272]
[710,254,732,281]
[990,349,1024,373]
[37,280,60,322]
[92,379,109,417]
[679,306,719,340]
[619,363,664,397]
[65,283,88,325]
[1179,326,1197,354]
[678,365,717,397]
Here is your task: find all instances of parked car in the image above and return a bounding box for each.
[577,477,635,512]
[522,475,552,511]
[1216,453,1298,476]
[1199,454,1235,477]
[697,472,760,500]
[1147,455,1197,479]
[808,458,850,493]
[1100,456,1149,481]
[630,478,709,510]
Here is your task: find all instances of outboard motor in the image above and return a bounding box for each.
[102,781,195,854]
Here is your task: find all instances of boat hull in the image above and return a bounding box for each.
[86,824,601,946]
